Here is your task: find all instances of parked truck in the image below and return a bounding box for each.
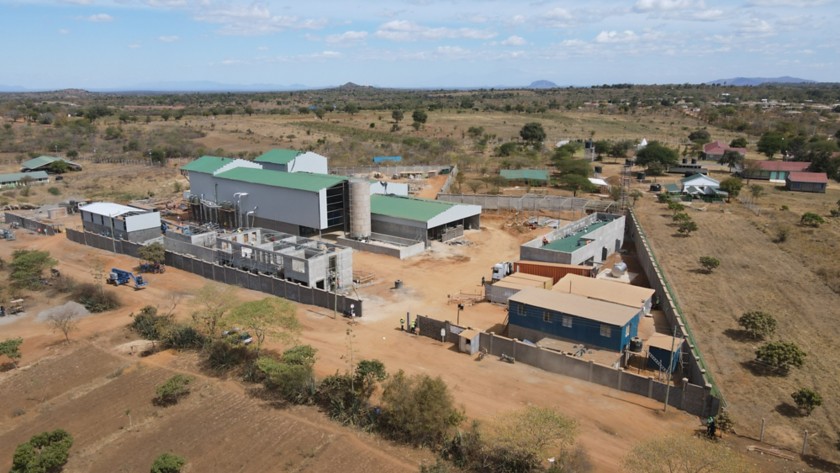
[107,268,148,289]
[491,262,513,281]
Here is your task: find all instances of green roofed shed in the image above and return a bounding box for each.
[20,155,81,172]
[255,149,302,165]
[500,169,549,182]
[181,156,234,174]
[215,167,346,192]
[370,195,456,222]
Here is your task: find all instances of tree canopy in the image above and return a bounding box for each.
[634,141,679,169]
[519,122,546,147]
[226,297,300,352]
[139,242,166,264]
[757,131,786,158]
[11,429,74,473]
[623,434,755,473]
[10,250,57,290]
[0,337,23,367]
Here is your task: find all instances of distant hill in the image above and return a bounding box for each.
[706,76,816,86]
[0,85,29,92]
[101,81,310,92]
[527,80,558,89]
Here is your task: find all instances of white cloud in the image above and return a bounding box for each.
[595,30,639,43]
[58,28,70,35]
[194,3,326,36]
[509,15,526,26]
[501,35,526,46]
[141,0,188,7]
[739,18,774,36]
[325,30,368,44]
[633,0,698,12]
[158,35,179,42]
[436,45,469,58]
[745,0,829,5]
[128,43,141,48]
[542,7,573,27]
[375,20,495,41]
[313,50,341,58]
[257,45,269,51]
[691,9,723,20]
[86,13,113,22]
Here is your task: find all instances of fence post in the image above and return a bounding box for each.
[588,360,594,382]
[802,430,809,456]
[648,376,654,398]
[760,418,766,442]
[617,368,624,391]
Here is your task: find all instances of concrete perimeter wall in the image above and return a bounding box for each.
[415,314,716,417]
[4,212,60,235]
[438,194,617,212]
[66,228,363,316]
[625,209,721,414]
[336,237,425,259]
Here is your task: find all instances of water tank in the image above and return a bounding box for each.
[629,337,643,353]
[611,261,627,277]
[636,172,646,181]
[594,165,603,174]
[348,179,371,239]
[691,158,698,164]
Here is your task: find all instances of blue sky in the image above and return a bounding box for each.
[0,0,837,90]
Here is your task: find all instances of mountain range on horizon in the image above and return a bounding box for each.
[0,77,823,94]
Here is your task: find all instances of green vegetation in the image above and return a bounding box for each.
[677,219,698,236]
[154,374,194,406]
[10,429,74,473]
[0,337,23,368]
[623,435,755,473]
[719,177,742,200]
[635,141,679,169]
[791,388,822,416]
[519,122,546,148]
[738,311,777,340]
[9,250,56,290]
[698,256,720,274]
[72,282,121,312]
[800,212,825,228]
[151,453,186,473]
[226,297,300,353]
[256,345,318,404]
[138,242,166,265]
[755,341,806,374]
[316,358,387,426]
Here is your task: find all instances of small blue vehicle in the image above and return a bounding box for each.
[107,268,148,289]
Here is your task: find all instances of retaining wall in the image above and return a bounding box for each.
[336,237,426,259]
[416,315,715,417]
[66,228,363,316]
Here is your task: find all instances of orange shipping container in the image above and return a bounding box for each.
[513,260,593,284]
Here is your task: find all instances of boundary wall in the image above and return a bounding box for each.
[438,193,617,212]
[4,212,61,235]
[336,237,425,259]
[625,209,722,408]
[66,228,362,316]
[415,315,716,417]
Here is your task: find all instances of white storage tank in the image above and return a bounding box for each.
[348,179,371,239]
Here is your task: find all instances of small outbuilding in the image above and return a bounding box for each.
[372,156,402,164]
[370,194,481,244]
[786,172,828,193]
[255,149,328,174]
[458,329,481,355]
[0,171,50,189]
[500,169,549,186]
[20,155,81,173]
[79,202,162,242]
[646,333,682,373]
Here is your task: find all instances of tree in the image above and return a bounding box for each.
[243,105,254,116]
[379,370,464,447]
[719,150,743,172]
[757,131,786,158]
[412,109,428,128]
[83,105,112,122]
[699,256,720,274]
[316,358,387,425]
[634,141,679,169]
[609,140,634,162]
[47,306,84,343]
[154,374,194,406]
[677,219,698,236]
[482,406,579,472]
[672,212,691,224]
[749,184,764,202]
[623,434,756,473]
[688,129,711,144]
[139,242,166,265]
[667,201,685,214]
[151,453,186,473]
[730,137,748,148]
[226,297,300,353]
[466,180,483,193]
[559,174,596,197]
[391,110,404,124]
[800,212,825,228]
[791,388,822,416]
[0,337,23,368]
[738,311,777,339]
[719,177,743,201]
[343,103,359,115]
[519,122,546,147]
[629,189,643,206]
[10,250,57,290]
[11,429,74,473]
[755,341,806,373]
[160,110,171,122]
[191,283,239,339]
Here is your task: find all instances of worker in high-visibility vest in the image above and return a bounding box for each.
[399,318,405,331]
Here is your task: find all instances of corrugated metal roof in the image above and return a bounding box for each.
[509,287,639,326]
[756,160,810,172]
[552,274,654,308]
[0,171,49,184]
[500,169,549,181]
[182,156,234,174]
[20,155,61,170]
[80,202,148,217]
[647,333,682,351]
[787,172,828,183]
[370,194,456,222]
[215,167,346,192]
[255,149,302,165]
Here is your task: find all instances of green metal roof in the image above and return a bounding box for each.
[215,167,346,192]
[370,195,456,222]
[0,171,49,185]
[543,221,610,253]
[181,156,234,174]
[21,155,63,170]
[665,183,680,193]
[500,169,549,182]
[255,149,302,165]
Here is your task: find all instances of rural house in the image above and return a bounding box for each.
[742,160,810,181]
[0,171,49,189]
[500,169,549,186]
[20,155,82,173]
[508,287,643,352]
[786,172,828,193]
[667,173,727,200]
[702,141,746,161]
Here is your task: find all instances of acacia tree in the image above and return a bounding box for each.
[738,311,776,339]
[151,453,186,473]
[635,141,679,169]
[699,256,720,274]
[791,388,822,416]
[11,429,74,473]
[191,283,239,339]
[0,337,23,368]
[10,250,57,290]
[719,177,743,201]
[482,406,579,471]
[226,297,300,354]
[139,242,165,265]
[411,109,428,130]
[755,341,806,374]
[519,122,546,148]
[47,306,83,343]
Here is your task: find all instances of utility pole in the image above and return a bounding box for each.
[663,324,678,412]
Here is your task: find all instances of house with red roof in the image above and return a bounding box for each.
[742,160,811,181]
[786,172,828,193]
[703,141,747,161]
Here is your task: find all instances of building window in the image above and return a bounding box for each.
[562,315,572,328]
[600,324,611,338]
[291,260,306,273]
[543,311,552,323]
[517,304,525,316]
[625,325,630,337]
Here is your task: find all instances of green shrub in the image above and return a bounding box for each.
[47,187,61,196]
[154,374,194,406]
[73,282,121,312]
[164,324,205,350]
[792,388,822,416]
[130,306,173,340]
[738,311,777,340]
[801,212,825,227]
[151,453,186,473]
[11,429,73,473]
[9,250,56,290]
[257,345,318,404]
